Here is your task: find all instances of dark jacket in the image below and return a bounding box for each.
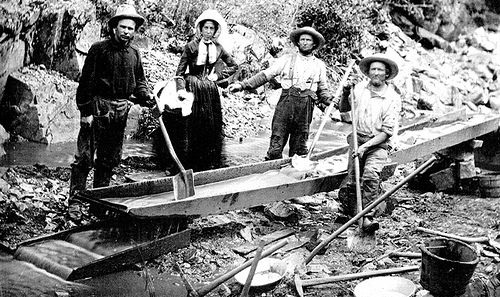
[76,38,150,116]
[175,39,237,90]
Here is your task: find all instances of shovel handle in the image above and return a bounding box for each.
[153,95,186,172]
[304,155,437,265]
[307,60,356,159]
[349,79,363,229]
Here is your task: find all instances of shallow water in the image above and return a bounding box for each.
[0,119,349,168]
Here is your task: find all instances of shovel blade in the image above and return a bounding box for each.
[346,228,377,252]
[173,169,195,200]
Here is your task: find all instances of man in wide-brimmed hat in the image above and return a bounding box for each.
[69,4,155,219]
[338,53,401,233]
[229,26,332,160]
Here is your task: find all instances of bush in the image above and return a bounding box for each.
[296,0,379,66]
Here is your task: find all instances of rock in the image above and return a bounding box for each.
[1,66,79,143]
[31,0,96,80]
[488,90,500,111]
[0,1,39,101]
[415,26,454,52]
[429,167,455,192]
[0,124,9,157]
[264,201,299,221]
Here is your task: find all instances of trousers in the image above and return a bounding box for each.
[69,98,129,197]
[266,88,314,160]
[338,135,388,217]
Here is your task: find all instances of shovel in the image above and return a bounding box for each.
[346,90,377,251]
[153,94,195,200]
[292,60,356,170]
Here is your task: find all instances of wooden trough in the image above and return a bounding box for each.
[75,111,499,219]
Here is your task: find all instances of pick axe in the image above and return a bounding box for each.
[294,266,419,297]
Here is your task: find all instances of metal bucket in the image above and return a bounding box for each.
[419,237,478,296]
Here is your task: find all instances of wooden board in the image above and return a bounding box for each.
[391,113,499,164]
[13,219,191,281]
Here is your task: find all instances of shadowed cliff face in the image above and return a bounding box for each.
[0,0,96,104]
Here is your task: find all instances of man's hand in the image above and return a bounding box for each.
[353,145,368,159]
[112,100,130,113]
[228,83,243,92]
[145,93,156,108]
[81,115,93,127]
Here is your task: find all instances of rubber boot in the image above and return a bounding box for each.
[93,166,112,188]
[68,166,89,221]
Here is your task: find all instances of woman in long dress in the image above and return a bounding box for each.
[164,9,237,172]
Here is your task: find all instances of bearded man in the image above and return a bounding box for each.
[338,53,401,233]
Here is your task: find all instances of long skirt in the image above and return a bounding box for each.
[158,75,224,172]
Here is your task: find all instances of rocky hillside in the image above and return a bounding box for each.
[0,0,499,151]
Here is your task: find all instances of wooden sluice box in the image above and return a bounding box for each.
[12,217,190,281]
[75,111,500,219]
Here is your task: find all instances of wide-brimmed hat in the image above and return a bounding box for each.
[108,4,145,29]
[359,53,399,80]
[290,26,325,50]
[194,9,226,40]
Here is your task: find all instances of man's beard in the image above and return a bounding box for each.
[370,77,385,87]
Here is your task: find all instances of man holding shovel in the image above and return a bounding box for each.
[338,53,401,233]
[228,26,332,160]
[69,4,155,218]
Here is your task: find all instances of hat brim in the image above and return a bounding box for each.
[290,27,325,50]
[195,10,226,40]
[359,56,399,80]
[108,14,145,29]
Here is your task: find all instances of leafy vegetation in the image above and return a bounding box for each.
[295,0,381,66]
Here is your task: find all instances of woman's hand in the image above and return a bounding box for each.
[80,115,93,127]
[207,73,218,82]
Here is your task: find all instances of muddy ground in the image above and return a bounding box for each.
[1,155,499,296]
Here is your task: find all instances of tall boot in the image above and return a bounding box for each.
[69,165,90,198]
[68,166,90,221]
[93,166,112,188]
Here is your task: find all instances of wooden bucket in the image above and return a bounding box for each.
[478,172,500,198]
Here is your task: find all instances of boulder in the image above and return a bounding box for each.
[1,66,79,144]
[0,1,40,103]
[0,124,9,158]
[31,0,96,80]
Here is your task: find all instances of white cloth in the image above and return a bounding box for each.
[154,80,194,117]
[196,41,217,66]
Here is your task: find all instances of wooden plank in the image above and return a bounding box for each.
[391,114,499,164]
[79,158,290,199]
[125,172,346,218]
[67,229,190,280]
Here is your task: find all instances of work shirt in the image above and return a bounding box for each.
[76,38,150,116]
[262,52,330,103]
[351,80,401,139]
